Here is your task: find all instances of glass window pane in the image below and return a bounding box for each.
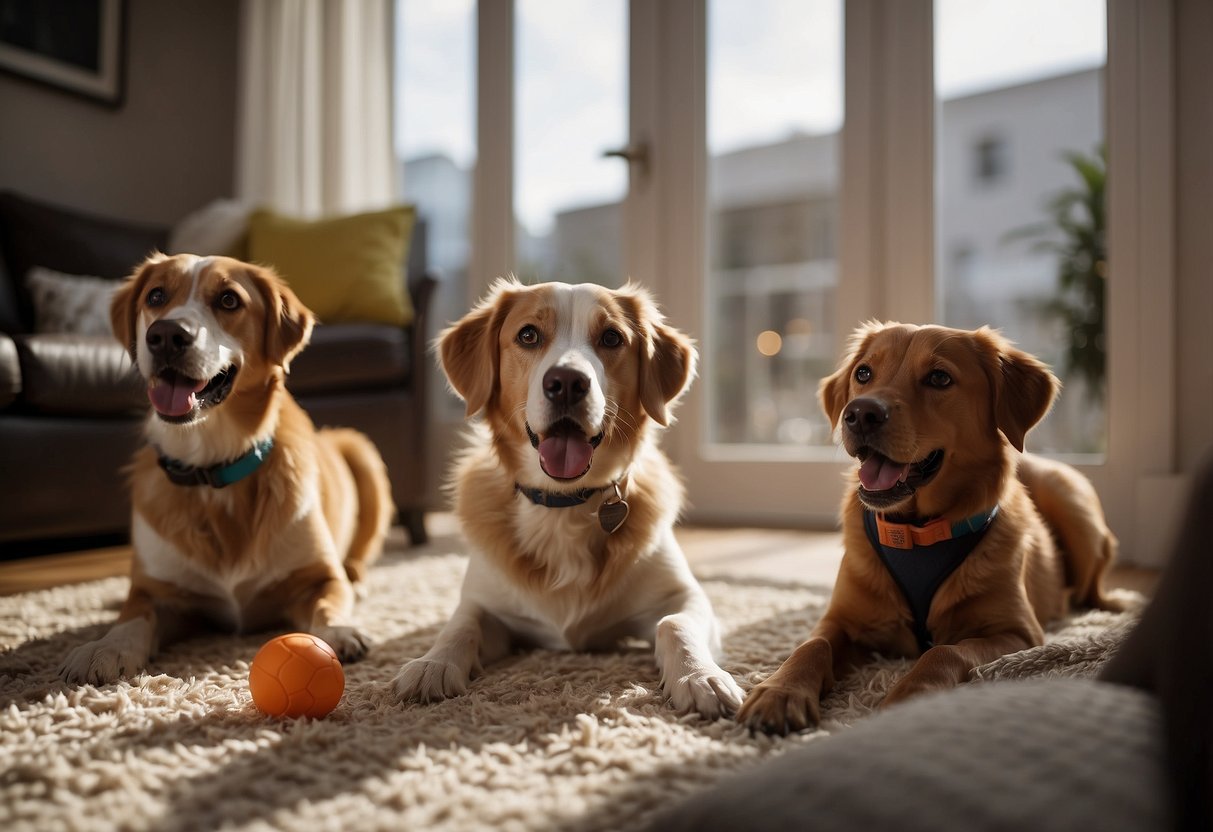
[395,0,475,416]
[936,0,1107,454]
[706,0,843,447]
[515,0,627,286]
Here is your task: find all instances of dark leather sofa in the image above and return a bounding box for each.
[0,191,432,554]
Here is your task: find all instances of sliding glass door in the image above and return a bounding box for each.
[397,1,1179,556]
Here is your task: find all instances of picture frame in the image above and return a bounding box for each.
[0,0,126,107]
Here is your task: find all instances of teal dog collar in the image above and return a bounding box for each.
[157,437,274,488]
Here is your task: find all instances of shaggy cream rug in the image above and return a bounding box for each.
[0,530,1140,832]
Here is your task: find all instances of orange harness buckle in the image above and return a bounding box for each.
[874,516,953,550]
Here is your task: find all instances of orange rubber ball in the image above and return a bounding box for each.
[248,633,344,718]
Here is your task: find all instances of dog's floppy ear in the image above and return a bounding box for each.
[979,327,1060,452]
[253,264,314,371]
[640,319,697,427]
[818,363,851,432]
[818,322,880,430]
[110,252,168,361]
[439,279,517,417]
[622,286,696,427]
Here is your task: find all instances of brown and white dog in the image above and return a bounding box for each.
[738,321,1120,734]
[391,279,744,718]
[59,253,393,685]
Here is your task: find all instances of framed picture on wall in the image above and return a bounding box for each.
[0,0,126,107]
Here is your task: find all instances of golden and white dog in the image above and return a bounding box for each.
[59,253,393,685]
[391,279,744,718]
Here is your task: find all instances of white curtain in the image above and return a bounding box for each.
[236,0,396,218]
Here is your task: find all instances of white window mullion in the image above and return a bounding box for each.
[1103,0,1179,565]
[625,0,661,293]
[647,0,704,311]
[839,0,934,334]
[470,0,515,303]
[879,0,935,323]
[837,0,879,336]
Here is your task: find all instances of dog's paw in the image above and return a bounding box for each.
[58,619,152,685]
[58,639,147,686]
[735,681,821,735]
[311,625,372,662]
[391,658,470,703]
[663,665,745,720]
[881,670,954,709]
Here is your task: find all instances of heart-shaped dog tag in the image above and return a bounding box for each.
[598,498,630,534]
[597,482,630,534]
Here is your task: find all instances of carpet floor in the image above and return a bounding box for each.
[0,531,1140,832]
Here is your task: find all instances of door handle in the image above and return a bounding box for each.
[602,141,649,177]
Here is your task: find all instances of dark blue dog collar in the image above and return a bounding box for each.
[515,479,632,535]
[514,482,612,508]
[157,437,274,488]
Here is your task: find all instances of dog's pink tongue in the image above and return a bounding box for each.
[859,454,910,492]
[538,434,594,479]
[148,376,206,417]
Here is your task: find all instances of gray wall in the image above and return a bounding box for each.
[0,0,240,226]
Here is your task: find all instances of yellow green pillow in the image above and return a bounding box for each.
[248,205,415,327]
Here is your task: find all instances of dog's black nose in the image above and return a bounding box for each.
[843,397,889,433]
[543,365,590,406]
[146,319,198,360]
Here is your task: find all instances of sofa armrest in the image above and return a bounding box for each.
[407,269,438,386]
[12,334,144,415]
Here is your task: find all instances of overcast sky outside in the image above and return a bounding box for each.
[395,0,1106,235]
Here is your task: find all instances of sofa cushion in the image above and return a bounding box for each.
[168,198,252,259]
[0,334,19,409]
[247,205,415,327]
[14,334,145,416]
[0,191,168,333]
[287,323,412,397]
[26,267,118,336]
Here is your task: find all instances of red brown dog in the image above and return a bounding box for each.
[738,321,1120,734]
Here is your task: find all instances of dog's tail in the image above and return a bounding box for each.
[324,428,394,584]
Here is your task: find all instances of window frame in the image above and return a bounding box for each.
[455,0,1178,562]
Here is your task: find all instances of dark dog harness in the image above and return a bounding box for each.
[863,506,1000,653]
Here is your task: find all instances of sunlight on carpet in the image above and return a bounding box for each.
[0,532,1141,832]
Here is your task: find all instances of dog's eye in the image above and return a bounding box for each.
[855,365,872,384]
[600,328,623,349]
[217,290,241,311]
[926,369,953,388]
[146,287,166,308]
[517,325,541,348]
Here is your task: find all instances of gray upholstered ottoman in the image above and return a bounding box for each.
[654,678,1167,831]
